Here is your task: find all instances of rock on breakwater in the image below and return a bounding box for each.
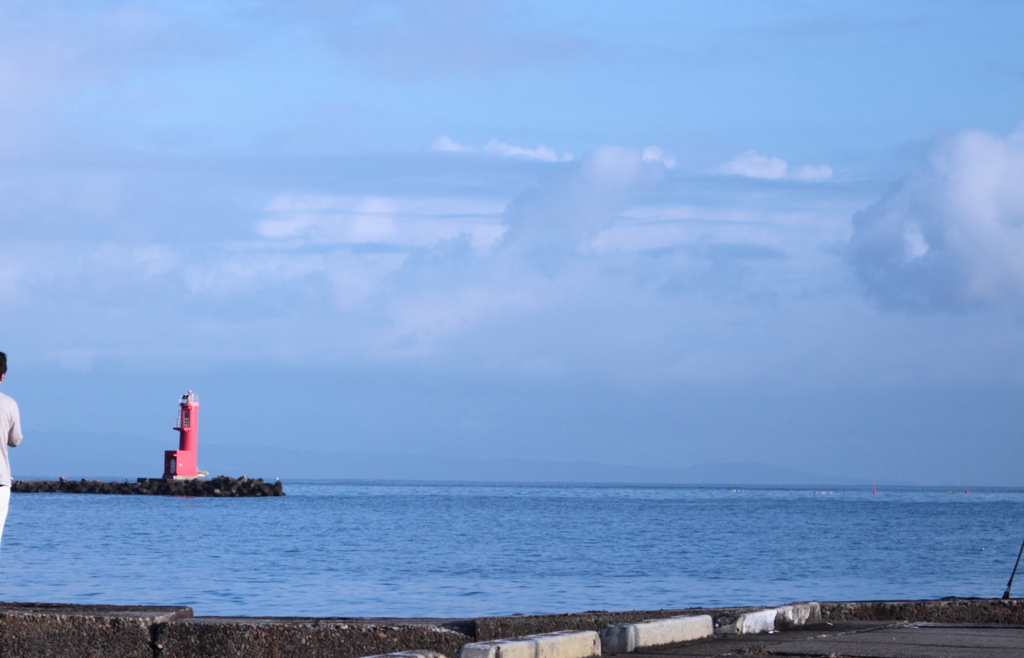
[11,475,285,497]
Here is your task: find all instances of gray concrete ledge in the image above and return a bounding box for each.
[0,603,192,658]
[601,621,1024,658]
[2,598,1022,658]
[153,617,473,658]
[600,615,713,653]
[821,597,1024,625]
[459,631,600,658]
[475,608,755,641]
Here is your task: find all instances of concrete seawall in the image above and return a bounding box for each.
[820,597,1024,624]
[11,476,284,497]
[3,598,1023,658]
[0,603,191,658]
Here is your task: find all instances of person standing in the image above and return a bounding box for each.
[0,352,23,546]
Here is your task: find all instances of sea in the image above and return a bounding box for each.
[1,481,1022,618]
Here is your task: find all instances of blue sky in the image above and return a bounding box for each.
[2,1,1024,484]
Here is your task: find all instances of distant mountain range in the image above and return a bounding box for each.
[16,431,881,485]
[197,446,875,486]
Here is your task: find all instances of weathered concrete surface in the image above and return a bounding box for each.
[362,652,448,658]
[0,603,192,658]
[475,608,759,641]
[12,475,284,497]
[3,598,1024,658]
[614,621,1024,657]
[600,615,713,653]
[822,596,1024,624]
[774,601,821,629]
[715,608,776,635]
[155,617,474,658]
[459,631,600,658]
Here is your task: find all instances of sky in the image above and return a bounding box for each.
[2,0,1024,485]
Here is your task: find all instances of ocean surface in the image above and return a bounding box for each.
[1,481,1023,618]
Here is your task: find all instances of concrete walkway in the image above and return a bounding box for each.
[616,621,1024,657]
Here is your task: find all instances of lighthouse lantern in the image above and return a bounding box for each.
[164,391,200,479]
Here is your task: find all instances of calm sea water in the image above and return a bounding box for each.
[1,481,1022,617]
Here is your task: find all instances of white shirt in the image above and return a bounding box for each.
[0,392,23,487]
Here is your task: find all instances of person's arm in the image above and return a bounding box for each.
[8,403,22,447]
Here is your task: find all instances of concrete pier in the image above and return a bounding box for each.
[606,620,1024,658]
[0,603,190,658]
[2,598,1024,658]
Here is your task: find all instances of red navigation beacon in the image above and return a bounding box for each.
[164,391,200,479]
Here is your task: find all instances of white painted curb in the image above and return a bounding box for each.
[600,615,713,653]
[459,631,601,658]
[363,652,448,658]
[717,609,777,635]
[775,602,821,629]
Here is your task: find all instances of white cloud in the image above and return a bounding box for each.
[790,164,834,181]
[848,123,1024,309]
[641,146,677,169]
[258,194,507,251]
[718,151,788,179]
[502,146,659,259]
[592,202,844,255]
[0,143,861,378]
[716,151,832,182]
[483,139,573,162]
[591,222,785,254]
[430,136,473,152]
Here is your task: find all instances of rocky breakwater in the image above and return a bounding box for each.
[12,475,285,497]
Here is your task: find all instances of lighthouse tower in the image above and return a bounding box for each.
[164,391,200,479]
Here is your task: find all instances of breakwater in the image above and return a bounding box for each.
[0,598,1022,658]
[11,475,284,497]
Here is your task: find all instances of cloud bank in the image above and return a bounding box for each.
[483,139,573,162]
[848,125,1024,310]
[430,136,472,152]
[0,141,851,376]
[717,151,833,181]
[502,146,673,262]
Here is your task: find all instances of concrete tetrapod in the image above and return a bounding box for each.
[600,615,713,653]
[715,602,822,635]
[774,602,821,630]
[716,608,777,635]
[459,630,601,658]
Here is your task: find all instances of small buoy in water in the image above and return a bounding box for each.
[872,485,877,494]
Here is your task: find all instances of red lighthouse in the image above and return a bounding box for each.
[164,391,200,479]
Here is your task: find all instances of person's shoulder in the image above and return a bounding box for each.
[0,392,17,408]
